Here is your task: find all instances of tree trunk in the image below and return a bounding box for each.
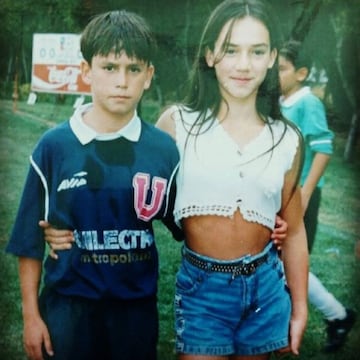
[330,14,356,111]
[291,0,322,41]
[6,54,13,84]
[22,47,29,84]
[344,113,359,162]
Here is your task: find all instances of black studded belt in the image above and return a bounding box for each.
[183,248,268,276]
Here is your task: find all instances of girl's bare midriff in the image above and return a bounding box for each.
[182,210,272,260]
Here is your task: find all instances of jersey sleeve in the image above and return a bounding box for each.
[302,96,334,155]
[6,151,48,260]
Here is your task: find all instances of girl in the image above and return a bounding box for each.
[157,0,308,359]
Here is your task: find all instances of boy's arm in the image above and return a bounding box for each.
[161,214,184,241]
[271,215,288,250]
[19,257,53,359]
[301,97,333,212]
[301,152,330,213]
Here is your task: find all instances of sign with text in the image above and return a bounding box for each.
[31,33,91,95]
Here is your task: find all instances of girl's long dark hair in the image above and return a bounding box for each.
[184,0,282,125]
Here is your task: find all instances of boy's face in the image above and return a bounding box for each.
[81,51,154,121]
[278,55,304,98]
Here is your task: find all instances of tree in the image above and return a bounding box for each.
[1,0,359,160]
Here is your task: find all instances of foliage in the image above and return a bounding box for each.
[1,0,359,155]
[0,0,82,84]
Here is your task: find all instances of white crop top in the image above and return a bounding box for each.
[172,105,299,230]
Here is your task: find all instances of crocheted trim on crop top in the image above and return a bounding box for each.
[175,204,274,228]
[171,105,299,230]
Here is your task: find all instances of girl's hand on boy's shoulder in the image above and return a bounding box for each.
[38,220,74,260]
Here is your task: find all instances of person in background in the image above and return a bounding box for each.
[6,10,182,360]
[279,39,356,353]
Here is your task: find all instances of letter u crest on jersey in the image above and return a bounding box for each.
[133,173,167,221]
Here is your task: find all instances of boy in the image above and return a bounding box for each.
[6,10,181,360]
[279,39,356,353]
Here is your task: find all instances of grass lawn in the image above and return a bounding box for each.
[0,99,359,359]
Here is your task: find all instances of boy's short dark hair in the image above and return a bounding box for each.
[80,10,157,65]
[279,39,312,71]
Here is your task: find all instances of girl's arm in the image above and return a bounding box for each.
[280,147,309,355]
[19,257,54,360]
[155,106,176,139]
[38,221,74,260]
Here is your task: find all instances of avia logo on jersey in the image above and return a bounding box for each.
[57,171,87,192]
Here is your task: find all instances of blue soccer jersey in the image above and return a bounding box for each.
[7,105,180,300]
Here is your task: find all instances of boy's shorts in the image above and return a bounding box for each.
[174,242,291,356]
[39,289,158,360]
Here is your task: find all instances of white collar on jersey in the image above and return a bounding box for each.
[70,102,141,145]
[279,86,311,108]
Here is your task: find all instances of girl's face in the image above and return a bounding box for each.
[206,16,276,104]
[278,55,304,98]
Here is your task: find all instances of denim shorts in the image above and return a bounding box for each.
[174,242,291,356]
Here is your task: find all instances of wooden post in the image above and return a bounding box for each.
[12,56,19,112]
[344,113,359,162]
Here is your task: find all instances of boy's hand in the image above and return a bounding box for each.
[271,215,288,251]
[39,220,74,260]
[23,315,53,360]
